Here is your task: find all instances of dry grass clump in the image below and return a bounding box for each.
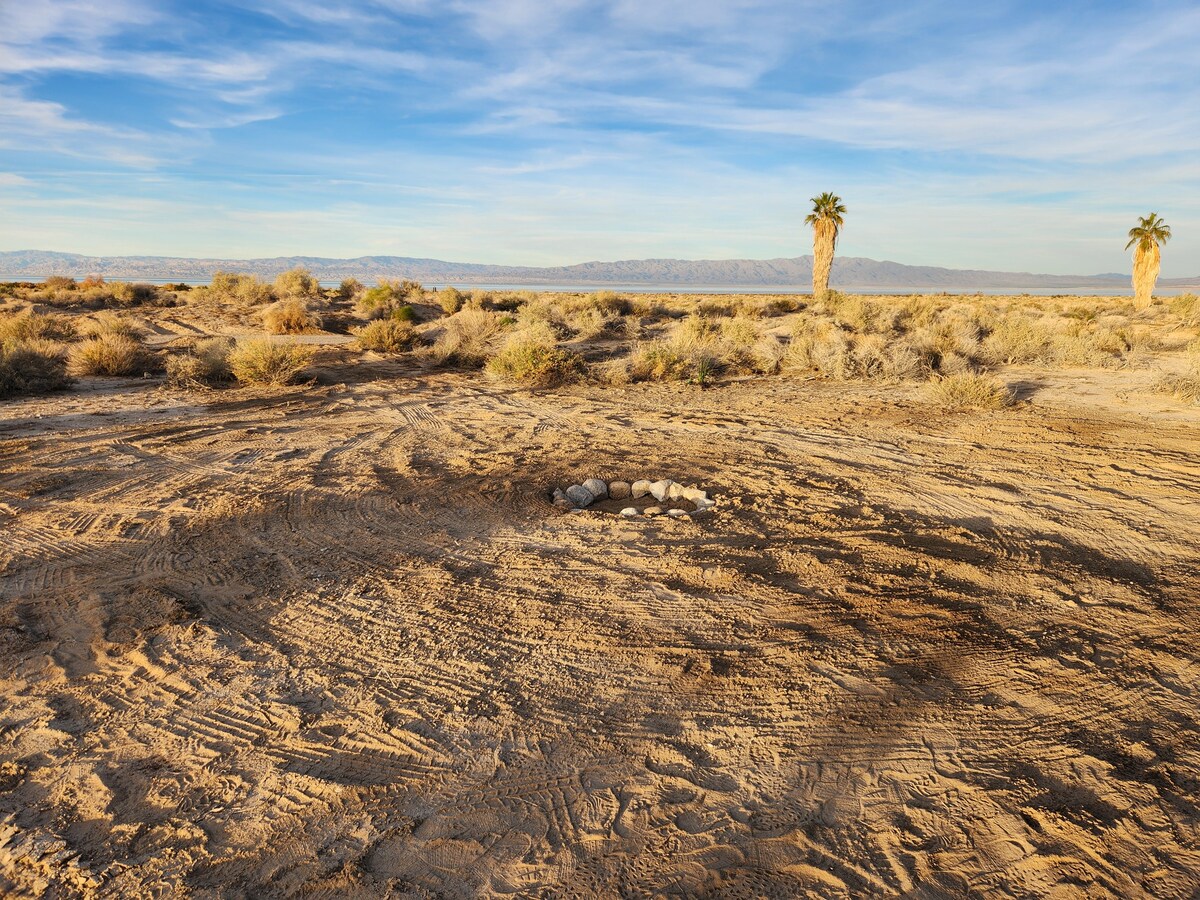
[427,308,508,367]
[166,337,235,387]
[202,271,274,306]
[262,298,323,334]
[227,338,315,385]
[273,268,320,299]
[81,311,143,340]
[0,310,78,343]
[927,373,1014,409]
[485,326,583,387]
[628,315,778,383]
[1151,340,1200,403]
[437,286,465,315]
[352,319,419,353]
[824,293,901,334]
[979,315,1056,365]
[1168,293,1199,327]
[68,333,156,377]
[0,340,72,398]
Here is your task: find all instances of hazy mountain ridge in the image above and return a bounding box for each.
[3,249,1196,289]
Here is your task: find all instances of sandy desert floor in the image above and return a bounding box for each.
[1,350,1199,897]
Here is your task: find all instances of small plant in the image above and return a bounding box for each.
[82,312,142,340]
[628,341,691,381]
[927,372,1014,409]
[227,338,315,385]
[68,334,156,377]
[262,298,323,334]
[0,311,78,343]
[0,340,72,398]
[166,337,234,387]
[353,319,418,352]
[205,271,274,305]
[273,267,320,299]
[427,309,507,366]
[437,286,465,315]
[485,335,583,387]
[391,304,417,323]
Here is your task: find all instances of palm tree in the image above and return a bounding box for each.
[1126,212,1171,309]
[805,192,846,301]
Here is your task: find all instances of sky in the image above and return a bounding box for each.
[1,0,1198,274]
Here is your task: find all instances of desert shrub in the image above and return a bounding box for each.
[166,337,235,387]
[628,341,693,381]
[262,298,322,334]
[485,331,583,387]
[273,267,320,299]
[68,334,155,376]
[437,286,465,315]
[979,315,1055,364]
[826,295,899,333]
[337,278,364,300]
[427,308,507,366]
[81,312,142,340]
[227,338,314,385]
[927,373,1013,409]
[162,282,192,292]
[357,283,401,319]
[206,271,274,305]
[390,304,417,323]
[43,276,77,292]
[587,291,632,315]
[785,319,852,378]
[109,282,163,307]
[0,311,78,343]
[353,318,418,352]
[1168,293,1200,327]
[0,340,72,398]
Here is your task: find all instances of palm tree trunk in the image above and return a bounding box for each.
[1132,243,1160,309]
[812,220,835,301]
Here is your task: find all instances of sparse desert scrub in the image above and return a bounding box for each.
[0,310,78,343]
[262,298,323,334]
[927,372,1014,409]
[485,327,583,387]
[1168,293,1199,327]
[166,337,235,387]
[68,333,156,377]
[437,286,465,315]
[1151,340,1200,403]
[228,338,315,385]
[202,271,275,306]
[427,308,508,367]
[337,278,364,301]
[273,267,320,299]
[81,311,143,340]
[628,341,695,382]
[979,315,1056,365]
[0,339,72,398]
[356,282,403,319]
[352,318,419,352]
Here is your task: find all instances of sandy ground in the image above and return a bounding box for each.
[1,355,1198,898]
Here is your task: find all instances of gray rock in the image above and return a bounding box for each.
[552,488,569,503]
[565,484,594,507]
[609,481,631,501]
[667,508,688,518]
[631,480,652,499]
[582,478,608,500]
[620,507,640,517]
[650,480,674,502]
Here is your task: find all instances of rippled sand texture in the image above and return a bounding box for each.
[1,372,1198,898]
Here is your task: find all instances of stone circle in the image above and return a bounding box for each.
[549,478,717,517]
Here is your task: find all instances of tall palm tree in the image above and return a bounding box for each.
[805,192,846,301]
[1126,212,1171,309]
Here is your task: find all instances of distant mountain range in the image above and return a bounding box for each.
[2,249,1197,291]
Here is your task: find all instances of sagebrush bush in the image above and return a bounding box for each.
[82,312,142,340]
[628,341,693,381]
[109,282,163,307]
[166,337,234,387]
[979,316,1055,364]
[228,338,314,385]
[928,373,1014,409]
[204,271,274,305]
[68,334,155,377]
[427,309,507,366]
[273,267,320,299]
[0,311,78,343]
[485,332,583,387]
[262,298,323,334]
[353,319,418,352]
[437,286,465,315]
[0,340,72,398]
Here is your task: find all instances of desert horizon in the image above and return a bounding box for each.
[3,0,1199,897]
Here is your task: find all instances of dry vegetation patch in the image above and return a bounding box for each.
[0,339,72,398]
[262,298,324,334]
[228,338,315,385]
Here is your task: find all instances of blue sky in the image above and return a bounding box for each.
[1,0,1198,273]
